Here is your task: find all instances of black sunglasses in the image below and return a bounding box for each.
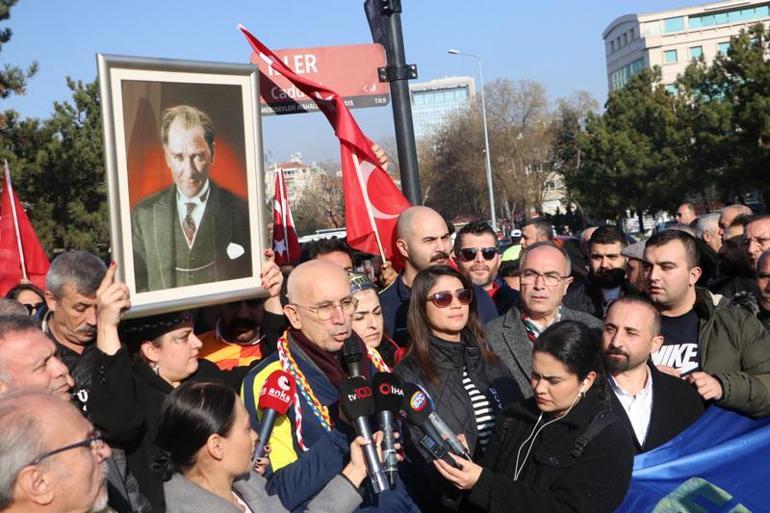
[427,288,473,308]
[457,247,498,262]
[23,302,45,316]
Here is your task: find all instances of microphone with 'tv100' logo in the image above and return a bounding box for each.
[339,376,389,494]
[254,370,296,462]
[373,372,405,490]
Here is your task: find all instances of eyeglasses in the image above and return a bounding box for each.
[457,247,498,262]
[29,430,105,466]
[427,288,473,308]
[291,295,358,321]
[520,270,570,287]
[23,302,45,316]
[744,236,770,248]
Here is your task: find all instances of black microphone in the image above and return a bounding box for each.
[401,381,460,469]
[343,336,363,377]
[373,372,404,489]
[339,376,388,494]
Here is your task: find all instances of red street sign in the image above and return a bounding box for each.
[251,43,390,116]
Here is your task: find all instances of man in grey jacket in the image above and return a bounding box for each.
[486,241,602,396]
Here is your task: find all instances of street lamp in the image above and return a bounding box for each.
[448,48,497,232]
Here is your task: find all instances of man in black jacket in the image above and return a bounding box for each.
[603,296,704,453]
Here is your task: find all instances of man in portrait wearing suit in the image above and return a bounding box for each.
[131,105,251,292]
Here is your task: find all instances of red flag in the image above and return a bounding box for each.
[240,25,411,261]
[0,162,50,295]
[272,168,300,265]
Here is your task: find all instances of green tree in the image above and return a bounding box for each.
[0,0,37,103]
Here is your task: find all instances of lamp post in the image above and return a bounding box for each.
[448,48,496,232]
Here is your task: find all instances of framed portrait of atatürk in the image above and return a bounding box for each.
[98,53,267,318]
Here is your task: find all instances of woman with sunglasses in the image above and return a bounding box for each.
[395,265,519,513]
[5,282,46,317]
[156,381,368,513]
[433,321,634,513]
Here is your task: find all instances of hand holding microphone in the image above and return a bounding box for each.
[254,370,295,462]
[339,376,389,494]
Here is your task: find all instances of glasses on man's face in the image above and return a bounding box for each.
[23,302,45,316]
[292,295,359,321]
[29,430,105,466]
[457,247,498,262]
[744,236,770,249]
[519,269,569,288]
[427,288,473,308]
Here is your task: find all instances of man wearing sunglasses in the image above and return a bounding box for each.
[381,207,499,346]
[0,389,111,513]
[453,220,520,315]
[486,241,602,396]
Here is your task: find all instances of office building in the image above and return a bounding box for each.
[604,0,770,92]
[409,76,475,140]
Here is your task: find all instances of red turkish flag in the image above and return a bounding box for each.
[272,168,300,266]
[240,25,411,261]
[0,162,50,295]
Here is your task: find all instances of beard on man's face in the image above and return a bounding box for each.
[592,267,626,289]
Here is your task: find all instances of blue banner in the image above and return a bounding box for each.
[616,406,770,512]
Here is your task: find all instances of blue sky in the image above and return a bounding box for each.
[2,0,694,164]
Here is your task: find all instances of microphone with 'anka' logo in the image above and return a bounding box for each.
[254,370,295,461]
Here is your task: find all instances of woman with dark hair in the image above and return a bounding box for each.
[433,320,634,513]
[5,282,45,316]
[349,272,405,369]
[155,381,367,513]
[395,265,518,513]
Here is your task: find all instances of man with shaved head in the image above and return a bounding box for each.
[242,260,419,513]
[485,241,602,395]
[674,202,697,226]
[718,204,752,241]
[380,206,498,345]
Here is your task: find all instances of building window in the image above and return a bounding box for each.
[663,16,685,33]
[630,28,635,40]
[664,49,678,64]
[718,41,730,55]
[623,33,628,45]
[689,46,703,59]
[610,40,615,52]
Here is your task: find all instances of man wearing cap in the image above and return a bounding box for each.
[623,241,647,293]
[242,260,419,513]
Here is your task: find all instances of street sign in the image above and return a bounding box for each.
[251,43,390,116]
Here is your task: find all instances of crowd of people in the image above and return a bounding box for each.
[1,201,769,513]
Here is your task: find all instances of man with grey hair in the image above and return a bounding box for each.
[696,213,722,254]
[0,389,111,513]
[485,241,602,395]
[731,248,770,335]
[41,250,107,411]
[0,314,74,401]
[718,203,753,241]
[131,104,251,292]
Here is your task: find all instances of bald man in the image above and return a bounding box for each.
[379,206,499,345]
[242,260,419,513]
[674,202,696,226]
[718,204,752,241]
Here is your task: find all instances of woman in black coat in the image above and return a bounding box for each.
[395,265,520,513]
[433,320,634,513]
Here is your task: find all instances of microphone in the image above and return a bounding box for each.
[409,382,471,460]
[254,370,295,461]
[400,382,460,468]
[343,336,363,377]
[339,376,388,494]
[373,372,405,489]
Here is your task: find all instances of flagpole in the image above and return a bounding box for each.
[351,153,386,262]
[3,160,28,281]
[277,168,289,251]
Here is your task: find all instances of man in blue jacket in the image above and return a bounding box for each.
[242,260,419,513]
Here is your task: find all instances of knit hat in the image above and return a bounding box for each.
[349,272,376,294]
[119,310,193,353]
